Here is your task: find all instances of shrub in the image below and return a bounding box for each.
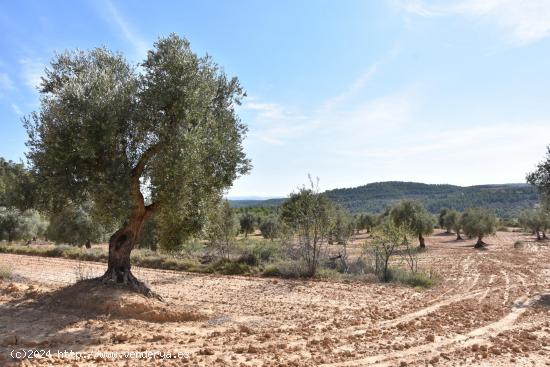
[265,260,310,278]
[514,240,524,249]
[280,177,335,276]
[252,241,280,262]
[387,267,437,288]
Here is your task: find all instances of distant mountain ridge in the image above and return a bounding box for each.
[229,181,539,218]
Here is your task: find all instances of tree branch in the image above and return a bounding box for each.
[131,143,162,179]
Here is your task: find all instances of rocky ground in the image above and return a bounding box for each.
[0,230,549,366]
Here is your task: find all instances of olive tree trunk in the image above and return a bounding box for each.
[98,152,159,297]
[418,233,426,248]
[474,235,484,248]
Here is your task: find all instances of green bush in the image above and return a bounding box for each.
[385,267,437,288]
[514,240,524,249]
[264,260,310,278]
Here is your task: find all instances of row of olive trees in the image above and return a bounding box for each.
[0,203,108,247]
[438,207,497,247]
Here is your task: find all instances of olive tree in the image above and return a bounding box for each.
[239,212,255,238]
[47,203,106,246]
[280,178,334,277]
[442,209,461,240]
[460,208,496,248]
[259,215,278,240]
[366,220,411,282]
[206,200,238,258]
[24,34,250,294]
[518,209,549,240]
[390,200,434,248]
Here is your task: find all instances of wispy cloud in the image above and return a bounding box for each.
[11,103,22,116]
[392,0,550,45]
[319,63,380,112]
[103,0,148,57]
[19,58,45,91]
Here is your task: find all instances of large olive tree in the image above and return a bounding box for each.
[24,34,250,294]
[460,208,496,248]
[390,200,434,248]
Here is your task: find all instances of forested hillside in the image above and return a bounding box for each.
[230,181,539,218]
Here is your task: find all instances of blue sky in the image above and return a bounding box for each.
[1,0,550,198]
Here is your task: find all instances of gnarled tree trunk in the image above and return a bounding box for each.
[456,231,462,240]
[98,145,160,298]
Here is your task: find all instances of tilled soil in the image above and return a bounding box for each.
[0,230,549,366]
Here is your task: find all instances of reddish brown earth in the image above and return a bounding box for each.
[0,230,549,366]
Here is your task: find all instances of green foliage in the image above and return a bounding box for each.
[460,208,497,246]
[280,177,335,276]
[390,200,434,246]
[356,213,378,232]
[259,215,279,240]
[17,209,49,240]
[331,209,355,244]
[47,203,106,246]
[24,34,251,251]
[527,146,550,197]
[366,220,412,282]
[206,200,238,257]
[0,207,48,242]
[386,267,437,288]
[137,215,157,250]
[0,158,39,210]
[518,209,550,240]
[442,209,461,234]
[239,212,255,237]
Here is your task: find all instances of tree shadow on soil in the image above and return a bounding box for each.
[0,279,206,362]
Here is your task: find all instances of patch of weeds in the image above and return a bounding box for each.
[0,264,13,280]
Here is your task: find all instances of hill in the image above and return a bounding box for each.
[229,181,539,218]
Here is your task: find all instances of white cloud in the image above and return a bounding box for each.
[19,58,45,91]
[103,0,149,57]
[392,0,550,45]
[320,63,380,112]
[11,103,22,116]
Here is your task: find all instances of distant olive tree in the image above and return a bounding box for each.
[0,207,48,242]
[390,200,434,248]
[207,200,238,258]
[460,208,496,248]
[518,209,549,240]
[47,203,106,246]
[239,212,255,238]
[442,209,462,239]
[280,177,335,277]
[24,34,250,293]
[259,215,279,240]
[366,220,411,282]
[438,208,450,232]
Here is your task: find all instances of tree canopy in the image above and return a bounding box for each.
[390,200,434,248]
[24,34,251,291]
